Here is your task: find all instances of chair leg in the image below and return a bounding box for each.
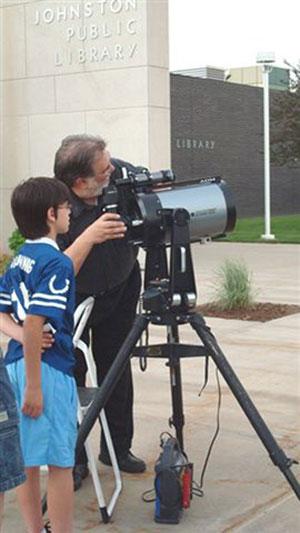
[84,435,109,520]
[99,410,122,516]
[77,402,122,521]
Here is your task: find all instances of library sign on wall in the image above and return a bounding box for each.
[26,0,145,76]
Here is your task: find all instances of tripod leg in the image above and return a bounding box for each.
[168,359,185,451]
[76,314,149,461]
[167,325,185,451]
[189,313,300,499]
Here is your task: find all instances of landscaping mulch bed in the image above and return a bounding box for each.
[196,302,300,322]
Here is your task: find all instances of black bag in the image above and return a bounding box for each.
[154,433,188,524]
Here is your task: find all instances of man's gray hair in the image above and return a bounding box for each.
[54,134,107,187]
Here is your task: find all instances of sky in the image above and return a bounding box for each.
[168,0,299,72]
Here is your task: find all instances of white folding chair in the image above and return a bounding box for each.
[73,297,122,523]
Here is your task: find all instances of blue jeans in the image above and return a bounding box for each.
[0,355,26,492]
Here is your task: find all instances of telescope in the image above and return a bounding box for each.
[102,169,237,245]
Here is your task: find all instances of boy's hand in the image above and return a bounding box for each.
[85,213,127,244]
[41,331,54,351]
[64,213,127,274]
[22,385,43,418]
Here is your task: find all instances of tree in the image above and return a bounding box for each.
[270,62,300,166]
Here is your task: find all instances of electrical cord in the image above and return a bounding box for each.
[138,294,148,371]
[198,356,209,398]
[142,488,156,502]
[195,366,222,494]
[191,480,204,498]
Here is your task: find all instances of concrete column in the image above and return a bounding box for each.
[0,0,170,251]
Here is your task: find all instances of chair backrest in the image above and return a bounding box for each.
[73,297,95,348]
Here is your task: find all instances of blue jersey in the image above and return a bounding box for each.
[0,238,75,376]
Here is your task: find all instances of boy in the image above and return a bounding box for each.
[0,347,26,531]
[0,177,77,532]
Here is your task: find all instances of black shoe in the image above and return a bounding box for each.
[73,463,89,491]
[99,451,146,474]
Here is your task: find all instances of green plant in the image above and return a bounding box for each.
[0,229,25,275]
[0,254,11,275]
[213,259,255,310]
[8,228,25,255]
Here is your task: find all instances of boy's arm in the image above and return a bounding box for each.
[22,314,45,418]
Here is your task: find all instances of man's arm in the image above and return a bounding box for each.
[22,315,45,418]
[64,212,127,274]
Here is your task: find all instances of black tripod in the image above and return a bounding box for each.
[76,208,300,500]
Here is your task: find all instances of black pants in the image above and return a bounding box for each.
[75,262,141,461]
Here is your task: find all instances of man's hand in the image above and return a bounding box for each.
[22,384,43,418]
[84,212,127,244]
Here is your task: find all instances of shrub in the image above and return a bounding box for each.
[0,229,25,275]
[213,259,255,310]
[8,228,25,255]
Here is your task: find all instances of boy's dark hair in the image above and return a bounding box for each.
[11,177,71,239]
[54,134,107,187]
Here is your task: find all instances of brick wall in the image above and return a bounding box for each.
[170,74,300,218]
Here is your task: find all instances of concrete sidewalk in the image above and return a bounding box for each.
[2,243,300,532]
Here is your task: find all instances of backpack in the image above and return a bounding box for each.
[154,433,192,524]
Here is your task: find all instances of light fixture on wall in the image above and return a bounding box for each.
[256,51,276,240]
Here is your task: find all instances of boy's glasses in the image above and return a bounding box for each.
[58,203,72,211]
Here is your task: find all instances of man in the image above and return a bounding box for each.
[54,134,146,489]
